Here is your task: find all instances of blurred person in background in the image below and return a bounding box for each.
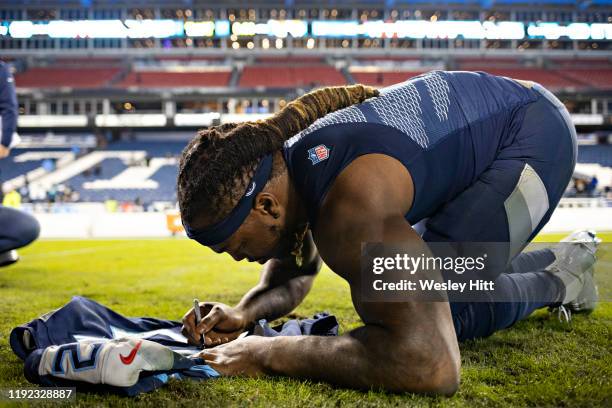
[587,175,598,197]
[2,189,21,208]
[0,61,40,267]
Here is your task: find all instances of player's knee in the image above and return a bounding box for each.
[15,213,40,247]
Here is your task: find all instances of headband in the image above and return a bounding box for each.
[183,154,273,247]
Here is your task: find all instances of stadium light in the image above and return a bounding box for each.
[184,21,215,37]
[215,20,231,37]
[174,113,221,127]
[591,23,612,40]
[1,19,611,41]
[18,115,88,128]
[94,114,167,127]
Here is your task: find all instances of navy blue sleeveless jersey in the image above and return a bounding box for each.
[282,70,540,227]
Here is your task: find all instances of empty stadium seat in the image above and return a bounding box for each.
[256,56,324,64]
[118,71,231,88]
[15,67,120,88]
[0,148,72,182]
[351,71,426,87]
[562,69,612,90]
[455,57,526,69]
[239,65,346,88]
[458,67,580,89]
[62,141,184,202]
[577,145,612,167]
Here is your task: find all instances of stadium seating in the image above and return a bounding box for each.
[52,57,123,66]
[61,141,184,202]
[4,139,610,205]
[456,67,579,89]
[255,56,324,64]
[12,57,612,92]
[154,55,226,62]
[577,144,612,167]
[351,71,426,87]
[68,158,178,203]
[455,57,529,69]
[0,148,71,182]
[118,71,231,88]
[15,67,121,88]
[549,58,611,69]
[0,142,185,203]
[239,65,346,88]
[562,69,612,90]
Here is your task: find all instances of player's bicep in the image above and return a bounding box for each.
[312,154,444,328]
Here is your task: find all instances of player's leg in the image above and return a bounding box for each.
[505,249,555,274]
[423,89,581,341]
[422,159,570,341]
[0,205,40,267]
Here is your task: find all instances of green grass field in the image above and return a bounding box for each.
[1,234,610,407]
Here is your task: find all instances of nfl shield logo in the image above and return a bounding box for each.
[307,144,330,165]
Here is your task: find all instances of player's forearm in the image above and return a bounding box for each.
[235,273,315,323]
[235,250,321,323]
[260,326,459,394]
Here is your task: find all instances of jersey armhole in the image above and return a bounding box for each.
[284,122,426,230]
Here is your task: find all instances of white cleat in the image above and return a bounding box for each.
[560,229,601,252]
[0,250,19,267]
[547,230,601,321]
[568,266,598,313]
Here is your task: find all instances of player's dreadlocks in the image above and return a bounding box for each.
[177,84,379,227]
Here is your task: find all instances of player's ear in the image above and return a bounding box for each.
[254,192,281,219]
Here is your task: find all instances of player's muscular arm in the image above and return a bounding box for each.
[235,232,322,323]
[257,155,461,393]
[182,236,321,346]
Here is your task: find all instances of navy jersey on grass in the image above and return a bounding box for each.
[10,296,338,396]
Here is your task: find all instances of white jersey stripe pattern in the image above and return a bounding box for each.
[423,72,451,122]
[284,105,366,148]
[367,81,429,148]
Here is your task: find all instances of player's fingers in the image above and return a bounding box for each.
[196,305,224,334]
[181,307,194,326]
[205,330,225,341]
[181,325,193,342]
[198,349,219,362]
[204,329,242,345]
[204,332,221,345]
[201,358,230,376]
[180,309,198,344]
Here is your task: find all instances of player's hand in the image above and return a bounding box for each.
[0,145,9,159]
[197,335,269,377]
[181,301,249,347]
